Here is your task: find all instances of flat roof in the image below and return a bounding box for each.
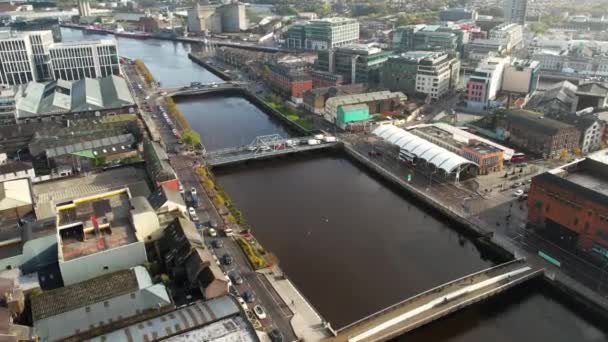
[56,189,138,262]
[31,268,140,321]
[414,125,501,154]
[0,178,32,211]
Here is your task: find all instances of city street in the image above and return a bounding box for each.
[123,61,298,341]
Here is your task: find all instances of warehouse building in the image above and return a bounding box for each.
[528,158,608,261]
[324,91,406,123]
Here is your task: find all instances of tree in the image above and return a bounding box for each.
[316,3,331,17]
[560,148,569,160]
[182,129,201,147]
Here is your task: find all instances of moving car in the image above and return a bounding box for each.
[253,305,266,319]
[222,254,233,265]
[514,189,524,197]
[268,329,283,342]
[188,207,197,220]
[243,291,255,303]
[208,228,217,237]
[190,187,197,197]
[211,239,223,248]
[230,271,244,285]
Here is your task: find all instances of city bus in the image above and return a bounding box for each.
[511,153,527,163]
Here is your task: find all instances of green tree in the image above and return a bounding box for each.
[182,129,201,147]
[316,3,331,17]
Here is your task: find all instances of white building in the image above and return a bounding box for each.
[502,58,540,95]
[0,30,54,86]
[414,52,460,99]
[465,56,509,112]
[488,23,523,52]
[49,39,120,81]
[504,0,527,25]
[286,17,360,51]
[77,0,92,17]
[0,161,35,182]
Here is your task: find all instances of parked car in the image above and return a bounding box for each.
[253,305,266,319]
[208,228,217,237]
[190,187,197,197]
[211,239,223,248]
[268,329,283,342]
[243,291,255,303]
[513,189,524,197]
[222,254,233,265]
[230,272,244,285]
[188,207,196,218]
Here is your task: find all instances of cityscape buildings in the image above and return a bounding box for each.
[286,17,360,50]
[314,44,390,85]
[504,0,528,25]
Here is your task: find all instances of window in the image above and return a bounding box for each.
[85,306,91,313]
[103,266,109,270]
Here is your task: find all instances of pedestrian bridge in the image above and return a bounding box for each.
[325,259,543,342]
[206,134,338,167]
[161,81,248,97]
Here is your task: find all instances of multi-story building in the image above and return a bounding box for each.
[0,88,16,125]
[527,158,608,260]
[501,109,580,158]
[310,70,345,88]
[504,0,527,25]
[187,2,248,34]
[465,56,509,112]
[267,63,312,101]
[411,123,506,174]
[392,25,463,53]
[49,40,120,81]
[501,58,540,95]
[302,84,366,114]
[77,0,91,17]
[488,23,523,52]
[0,30,53,86]
[381,51,460,100]
[10,18,62,42]
[555,115,604,153]
[439,8,478,22]
[315,44,390,85]
[286,17,360,51]
[55,188,149,285]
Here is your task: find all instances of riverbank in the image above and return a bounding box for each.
[341,141,608,322]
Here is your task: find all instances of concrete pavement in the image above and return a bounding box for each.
[259,267,332,341]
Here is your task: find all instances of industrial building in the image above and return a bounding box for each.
[90,296,259,342]
[187,1,248,34]
[391,25,463,53]
[323,91,406,123]
[55,188,148,285]
[381,51,460,100]
[286,17,360,51]
[302,84,366,114]
[372,124,478,181]
[410,123,509,174]
[314,44,390,85]
[501,109,580,158]
[31,266,173,341]
[10,75,135,124]
[528,158,608,261]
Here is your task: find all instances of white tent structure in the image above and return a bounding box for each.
[372,124,478,182]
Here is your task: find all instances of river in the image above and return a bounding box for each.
[62,27,608,342]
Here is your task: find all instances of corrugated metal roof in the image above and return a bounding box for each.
[43,133,134,158]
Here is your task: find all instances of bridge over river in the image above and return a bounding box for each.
[325,259,543,342]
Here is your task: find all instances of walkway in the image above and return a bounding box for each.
[259,268,332,341]
[325,260,542,342]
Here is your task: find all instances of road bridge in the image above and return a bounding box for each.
[160,82,248,97]
[206,134,338,167]
[325,259,543,342]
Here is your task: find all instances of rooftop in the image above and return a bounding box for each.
[506,109,576,135]
[338,43,382,55]
[56,189,138,262]
[413,125,501,155]
[0,178,32,212]
[576,82,608,97]
[49,39,116,48]
[310,17,357,24]
[326,91,407,108]
[31,268,140,321]
[14,75,134,119]
[89,296,253,342]
[538,158,608,207]
[389,51,449,64]
[0,161,32,175]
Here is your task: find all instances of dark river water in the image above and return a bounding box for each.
[62,27,608,342]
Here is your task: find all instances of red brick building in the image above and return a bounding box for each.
[311,70,344,88]
[268,63,312,101]
[528,158,608,260]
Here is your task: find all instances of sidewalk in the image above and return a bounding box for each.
[258,268,332,341]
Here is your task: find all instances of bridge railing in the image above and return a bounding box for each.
[334,258,528,334]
